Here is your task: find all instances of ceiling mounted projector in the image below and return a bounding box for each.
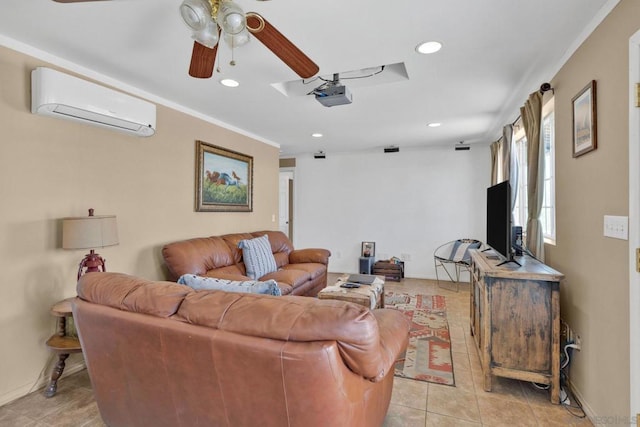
[312,73,353,107]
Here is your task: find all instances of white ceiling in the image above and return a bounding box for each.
[0,0,616,156]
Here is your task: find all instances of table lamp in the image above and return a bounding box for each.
[62,208,119,280]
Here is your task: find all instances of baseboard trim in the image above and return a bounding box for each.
[0,361,86,407]
[567,379,596,425]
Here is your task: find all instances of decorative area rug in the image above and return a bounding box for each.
[385,292,454,386]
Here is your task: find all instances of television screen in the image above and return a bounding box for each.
[486,181,511,260]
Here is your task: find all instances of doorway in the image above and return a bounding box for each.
[279,170,294,240]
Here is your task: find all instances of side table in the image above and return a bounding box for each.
[43,297,82,398]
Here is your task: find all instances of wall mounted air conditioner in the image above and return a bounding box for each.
[31,67,156,137]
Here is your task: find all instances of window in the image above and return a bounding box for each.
[512,97,556,245]
[540,107,556,244]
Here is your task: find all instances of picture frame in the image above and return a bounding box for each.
[195,140,253,212]
[361,241,375,258]
[572,80,597,158]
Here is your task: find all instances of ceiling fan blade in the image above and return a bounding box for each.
[246,12,319,79]
[189,41,218,79]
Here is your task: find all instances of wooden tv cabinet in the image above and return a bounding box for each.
[469,250,564,404]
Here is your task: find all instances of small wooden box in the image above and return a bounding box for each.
[372,261,404,281]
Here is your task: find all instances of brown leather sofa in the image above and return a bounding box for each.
[162,230,330,296]
[73,272,410,427]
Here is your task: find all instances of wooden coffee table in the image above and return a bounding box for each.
[318,274,385,309]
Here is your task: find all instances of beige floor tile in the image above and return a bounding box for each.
[476,393,538,426]
[0,408,41,427]
[529,400,592,426]
[427,384,481,423]
[383,403,427,427]
[451,367,476,394]
[475,377,529,404]
[391,377,429,411]
[451,351,471,372]
[426,411,482,426]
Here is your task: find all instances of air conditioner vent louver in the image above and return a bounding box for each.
[31,67,156,137]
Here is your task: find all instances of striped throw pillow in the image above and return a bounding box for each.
[238,234,278,280]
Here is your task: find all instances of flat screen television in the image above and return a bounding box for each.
[486,181,513,262]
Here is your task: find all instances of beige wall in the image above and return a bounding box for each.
[546,0,640,419]
[0,45,279,404]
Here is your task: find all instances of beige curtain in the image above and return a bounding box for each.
[501,125,511,184]
[520,91,544,261]
[490,125,514,187]
[503,124,517,213]
[490,138,502,185]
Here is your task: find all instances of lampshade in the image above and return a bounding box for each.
[179,0,212,31]
[223,27,250,48]
[62,215,119,250]
[193,20,220,48]
[217,1,246,35]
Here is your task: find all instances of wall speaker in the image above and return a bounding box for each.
[359,257,375,274]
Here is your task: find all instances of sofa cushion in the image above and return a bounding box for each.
[260,269,311,288]
[162,236,235,281]
[178,274,281,296]
[238,234,278,280]
[281,263,326,280]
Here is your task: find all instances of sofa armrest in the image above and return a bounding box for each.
[289,248,331,265]
[369,309,411,382]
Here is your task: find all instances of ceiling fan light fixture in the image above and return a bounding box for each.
[179,0,212,31]
[223,27,250,48]
[192,20,220,48]
[217,1,246,35]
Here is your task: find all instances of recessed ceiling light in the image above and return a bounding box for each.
[220,78,239,87]
[428,122,442,128]
[416,41,442,54]
[311,133,323,138]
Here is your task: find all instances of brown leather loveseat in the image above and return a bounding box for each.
[162,230,330,296]
[73,272,410,427]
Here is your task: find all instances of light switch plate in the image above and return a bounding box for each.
[603,215,628,240]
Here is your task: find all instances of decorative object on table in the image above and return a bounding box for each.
[62,208,119,280]
[372,260,404,281]
[43,298,82,398]
[572,80,597,157]
[385,291,454,386]
[433,238,482,292]
[195,140,253,212]
[361,241,375,257]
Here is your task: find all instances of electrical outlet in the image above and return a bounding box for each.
[401,253,412,262]
[575,335,582,350]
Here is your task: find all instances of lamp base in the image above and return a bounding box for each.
[77,249,107,280]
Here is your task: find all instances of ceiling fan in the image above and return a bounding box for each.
[51,0,319,80]
[180,0,319,79]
